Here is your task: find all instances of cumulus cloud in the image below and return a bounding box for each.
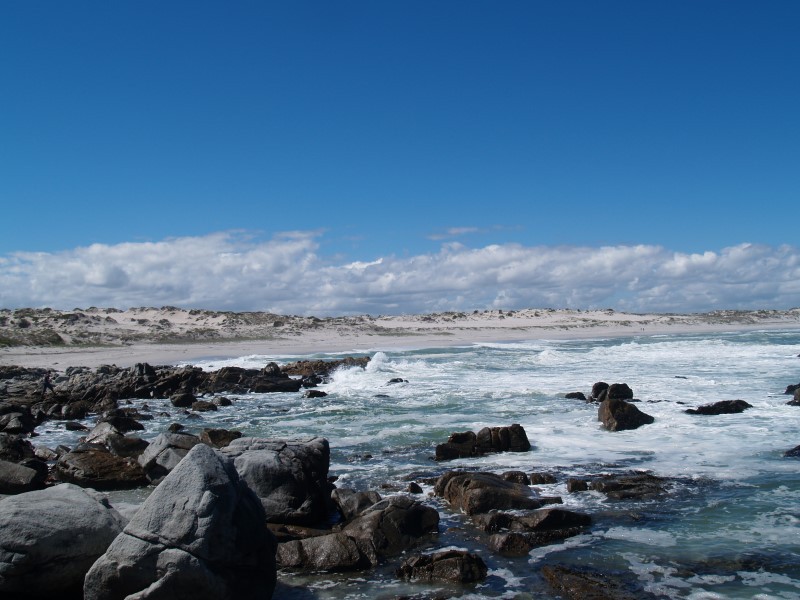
[1,231,798,315]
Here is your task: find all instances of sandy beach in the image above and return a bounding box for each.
[2,306,799,370]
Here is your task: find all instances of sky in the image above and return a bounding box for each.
[1,1,799,315]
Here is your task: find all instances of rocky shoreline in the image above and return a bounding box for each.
[2,354,799,598]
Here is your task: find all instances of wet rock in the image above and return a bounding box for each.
[191,400,218,412]
[331,488,382,521]
[98,411,145,433]
[502,470,530,485]
[223,436,333,525]
[304,389,327,398]
[65,421,89,431]
[435,424,531,461]
[55,446,148,490]
[591,381,609,401]
[200,427,242,448]
[435,471,542,515]
[407,481,423,494]
[787,389,800,406]
[489,528,586,556]
[598,398,654,431]
[784,382,799,395]
[607,383,634,400]
[541,564,659,599]
[685,399,753,415]
[565,391,587,401]
[276,531,369,572]
[341,495,440,560]
[0,404,36,434]
[214,396,232,406]
[0,432,36,462]
[0,484,126,599]
[474,507,591,533]
[784,445,800,457]
[170,391,196,408]
[397,549,488,583]
[280,357,370,379]
[84,444,276,600]
[105,433,149,459]
[589,472,668,500]
[530,472,557,485]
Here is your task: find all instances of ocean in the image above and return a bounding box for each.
[40,329,800,598]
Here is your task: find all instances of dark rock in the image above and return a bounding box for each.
[98,412,145,433]
[397,549,488,583]
[435,424,531,461]
[191,400,218,412]
[541,564,659,599]
[304,389,328,398]
[137,432,201,482]
[0,404,36,434]
[105,434,149,459]
[474,507,591,534]
[84,444,276,600]
[387,378,408,384]
[589,472,668,500]
[787,389,800,406]
[598,398,654,431]
[435,471,542,515]
[567,478,589,492]
[276,531,370,572]
[784,383,800,395]
[607,383,634,400]
[685,399,753,415]
[331,488,382,521]
[407,481,423,494]
[0,458,47,494]
[591,381,609,400]
[341,495,439,560]
[65,421,89,431]
[168,422,185,432]
[55,446,148,490]
[0,432,36,462]
[281,357,370,379]
[784,445,800,457]
[200,428,242,448]
[530,472,557,485]
[223,436,333,525]
[502,470,530,485]
[565,391,587,400]
[170,391,196,408]
[215,396,232,406]
[489,528,586,556]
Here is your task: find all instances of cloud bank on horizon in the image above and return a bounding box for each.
[1,231,797,316]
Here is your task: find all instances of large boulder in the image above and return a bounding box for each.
[475,507,591,556]
[598,398,654,431]
[435,424,531,461]
[223,437,333,525]
[84,443,276,600]
[0,458,47,494]
[0,483,126,599]
[435,471,542,515]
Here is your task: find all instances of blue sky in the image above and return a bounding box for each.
[1,2,799,314]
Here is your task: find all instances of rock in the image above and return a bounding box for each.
[787,389,800,406]
[214,396,232,407]
[84,444,276,600]
[303,389,327,398]
[541,564,659,599]
[565,391,587,400]
[474,507,591,533]
[65,421,89,431]
[170,391,196,408]
[489,528,586,556]
[280,357,370,379]
[598,398,654,431]
[331,488,381,521]
[396,549,487,583]
[407,481,423,494]
[84,421,124,445]
[191,400,218,412]
[0,404,36,434]
[435,471,542,515]
[530,472,557,484]
[502,470,530,485]
[0,458,46,494]
[276,532,370,572]
[685,399,753,415]
[99,412,145,433]
[0,432,35,462]
[591,381,609,400]
[105,433,149,459]
[607,383,634,400]
[341,496,439,561]
[200,428,242,448]
[435,424,531,461]
[55,446,148,490]
[0,484,126,598]
[223,436,333,525]
[589,472,668,500]
[784,383,800,395]
[137,432,201,482]
[784,445,800,457]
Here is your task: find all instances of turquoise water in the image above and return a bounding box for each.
[41,330,800,598]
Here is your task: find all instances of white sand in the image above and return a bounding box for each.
[2,307,799,370]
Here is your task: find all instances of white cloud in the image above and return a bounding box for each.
[1,231,798,315]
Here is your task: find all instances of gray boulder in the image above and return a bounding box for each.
[84,443,276,600]
[223,436,332,525]
[0,483,126,598]
[0,458,47,494]
[396,549,488,583]
[137,432,201,482]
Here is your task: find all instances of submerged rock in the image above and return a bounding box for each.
[685,399,753,415]
[435,471,542,515]
[541,564,659,600]
[396,549,487,583]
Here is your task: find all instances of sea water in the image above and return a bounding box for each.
[39,330,800,598]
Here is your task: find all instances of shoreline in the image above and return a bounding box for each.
[2,318,798,370]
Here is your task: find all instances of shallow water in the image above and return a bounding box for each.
[38,329,800,598]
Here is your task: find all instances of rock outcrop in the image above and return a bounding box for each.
[685,399,753,415]
[84,443,276,600]
[435,424,531,460]
[598,398,654,431]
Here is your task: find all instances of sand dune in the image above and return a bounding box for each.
[1,306,799,370]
